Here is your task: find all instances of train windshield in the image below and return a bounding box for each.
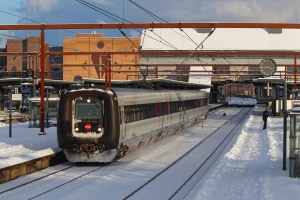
[75,98,103,120]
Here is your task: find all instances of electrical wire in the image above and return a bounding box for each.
[181,28,215,64]
[129,0,245,79]
[118,28,149,61]
[0,9,77,35]
[129,0,198,46]
[76,0,179,50]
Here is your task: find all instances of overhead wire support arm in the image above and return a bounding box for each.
[129,0,197,49]
[119,28,149,61]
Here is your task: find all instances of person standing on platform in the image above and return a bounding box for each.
[263,107,269,130]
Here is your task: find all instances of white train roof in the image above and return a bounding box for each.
[83,78,212,90]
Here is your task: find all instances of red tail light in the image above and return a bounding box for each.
[85,123,92,131]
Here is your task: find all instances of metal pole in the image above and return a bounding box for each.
[46,88,49,128]
[39,27,45,135]
[294,53,297,99]
[283,80,287,170]
[9,91,12,138]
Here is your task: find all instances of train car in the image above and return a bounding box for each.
[57,80,209,162]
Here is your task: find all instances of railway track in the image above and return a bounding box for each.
[124,108,251,200]
[0,162,109,200]
[0,107,252,200]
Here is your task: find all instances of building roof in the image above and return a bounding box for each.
[140,28,300,51]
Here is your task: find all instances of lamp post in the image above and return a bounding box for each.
[44,86,54,128]
[3,85,12,137]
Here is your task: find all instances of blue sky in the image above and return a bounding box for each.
[1,0,300,48]
[0,1,23,24]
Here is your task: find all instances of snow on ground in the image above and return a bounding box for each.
[0,123,59,168]
[185,98,300,200]
[0,97,299,199]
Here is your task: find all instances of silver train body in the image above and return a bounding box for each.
[57,87,209,162]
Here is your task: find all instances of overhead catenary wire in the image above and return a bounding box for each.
[128,0,239,72]
[129,0,198,46]
[118,28,149,61]
[181,28,215,65]
[128,0,215,76]
[128,0,223,74]
[0,6,153,77]
[76,0,179,50]
[0,9,78,36]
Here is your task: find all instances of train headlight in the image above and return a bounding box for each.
[98,128,102,132]
[75,127,79,131]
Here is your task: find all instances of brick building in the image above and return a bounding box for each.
[3,34,140,81]
[0,47,6,71]
[6,36,49,78]
[63,33,140,81]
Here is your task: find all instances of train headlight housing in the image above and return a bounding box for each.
[97,124,102,133]
[75,124,79,132]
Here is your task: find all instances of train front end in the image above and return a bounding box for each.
[57,89,120,162]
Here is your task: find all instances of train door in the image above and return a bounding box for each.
[120,106,126,140]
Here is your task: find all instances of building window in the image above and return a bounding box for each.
[97,41,105,49]
[22,56,27,71]
[49,46,63,80]
[197,28,212,33]
[267,28,282,34]
[22,39,27,52]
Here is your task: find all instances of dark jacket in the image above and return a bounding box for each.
[263,110,269,121]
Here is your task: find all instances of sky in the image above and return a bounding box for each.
[1,0,300,47]
[0,98,299,199]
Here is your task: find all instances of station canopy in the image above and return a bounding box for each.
[83,78,212,90]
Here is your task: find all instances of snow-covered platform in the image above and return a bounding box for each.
[0,112,29,123]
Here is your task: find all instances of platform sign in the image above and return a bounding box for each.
[12,94,22,101]
[20,87,31,94]
[11,87,20,94]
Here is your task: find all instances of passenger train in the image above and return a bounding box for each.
[57,79,210,162]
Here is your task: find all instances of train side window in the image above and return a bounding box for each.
[151,103,155,118]
[160,103,164,116]
[140,105,144,120]
[156,103,160,117]
[164,102,169,114]
[169,102,173,113]
[135,105,139,121]
[146,105,149,119]
[130,106,134,122]
[124,106,129,123]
